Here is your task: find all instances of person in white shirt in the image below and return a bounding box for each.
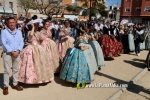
[134,23,144,56]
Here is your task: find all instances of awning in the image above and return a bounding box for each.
[0,7,4,13]
[4,8,13,13]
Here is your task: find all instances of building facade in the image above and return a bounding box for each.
[108,4,120,21]
[120,0,150,24]
[0,0,18,17]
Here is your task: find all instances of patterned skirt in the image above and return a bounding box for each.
[58,36,74,62]
[100,34,115,58]
[112,35,124,57]
[41,38,60,73]
[60,48,91,83]
[128,34,135,52]
[18,44,54,84]
[89,40,105,68]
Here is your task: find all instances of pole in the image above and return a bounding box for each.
[89,0,92,20]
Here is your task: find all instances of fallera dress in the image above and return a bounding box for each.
[18,32,54,84]
[60,38,97,83]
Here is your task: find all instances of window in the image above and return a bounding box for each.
[144,7,150,12]
[125,7,130,12]
[126,0,131,2]
[9,2,13,8]
[136,7,141,12]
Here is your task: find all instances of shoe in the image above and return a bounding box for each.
[3,87,8,95]
[12,85,23,91]
[137,53,140,56]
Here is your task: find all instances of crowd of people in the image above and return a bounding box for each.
[0,15,150,95]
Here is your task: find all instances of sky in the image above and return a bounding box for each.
[106,0,121,7]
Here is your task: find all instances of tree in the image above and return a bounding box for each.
[33,0,63,17]
[96,3,108,17]
[18,0,35,16]
[71,0,108,19]
[66,5,83,14]
[82,8,98,18]
[80,0,108,19]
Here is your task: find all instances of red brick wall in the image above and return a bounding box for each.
[141,0,150,15]
[121,0,150,16]
[120,0,150,23]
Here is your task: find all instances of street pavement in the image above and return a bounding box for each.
[117,72,150,100]
[0,50,149,100]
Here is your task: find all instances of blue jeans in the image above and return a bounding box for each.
[134,39,141,54]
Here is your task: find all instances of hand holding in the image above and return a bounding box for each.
[11,51,19,58]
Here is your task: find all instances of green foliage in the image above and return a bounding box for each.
[82,8,98,17]
[66,0,108,18]
[97,3,108,17]
[66,5,83,13]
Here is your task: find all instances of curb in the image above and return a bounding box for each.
[108,68,148,100]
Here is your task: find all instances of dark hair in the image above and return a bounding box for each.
[46,16,52,21]
[32,15,38,20]
[6,17,15,26]
[64,20,69,25]
[42,20,49,26]
[137,23,142,26]
[7,17,15,21]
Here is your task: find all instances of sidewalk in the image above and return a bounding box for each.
[0,50,148,100]
[117,72,150,100]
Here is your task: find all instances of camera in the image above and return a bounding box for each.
[27,24,32,31]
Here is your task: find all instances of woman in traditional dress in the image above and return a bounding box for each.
[58,21,75,62]
[60,30,97,83]
[40,20,60,73]
[100,19,115,59]
[63,20,72,36]
[87,24,105,69]
[121,24,130,54]
[110,21,124,57]
[18,21,54,84]
[127,23,135,52]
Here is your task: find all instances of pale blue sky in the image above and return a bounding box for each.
[106,0,121,7]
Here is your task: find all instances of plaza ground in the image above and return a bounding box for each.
[0,50,149,100]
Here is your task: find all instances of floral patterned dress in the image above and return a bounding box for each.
[87,33,105,68]
[40,29,60,73]
[18,32,54,84]
[58,30,75,62]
